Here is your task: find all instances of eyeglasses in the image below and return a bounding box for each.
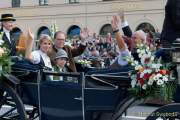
[56,38,65,41]
[57,57,67,61]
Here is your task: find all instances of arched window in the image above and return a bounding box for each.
[136,22,155,33]
[67,25,81,38]
[37,26,51,39]
[12,27,22,35]
[99,24,113,36]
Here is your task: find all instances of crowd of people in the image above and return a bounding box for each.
[0,0,179,81]
[0,13,162,76]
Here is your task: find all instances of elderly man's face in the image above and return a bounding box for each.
[54,33,66,49]
[132,33,141,44]
[2,21,14,31]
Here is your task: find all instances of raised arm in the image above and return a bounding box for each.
[70,28,89,57]
[111,15,126,51]
[119,10,132,37]
[25,28,34,61]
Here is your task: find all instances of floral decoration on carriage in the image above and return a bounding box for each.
[126,43,176,101]
[0,32,13,76]
[76,59,92,67]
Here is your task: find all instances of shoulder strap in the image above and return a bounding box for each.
[39,54,45,66]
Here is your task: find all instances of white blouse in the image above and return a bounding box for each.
[31,50,52,69]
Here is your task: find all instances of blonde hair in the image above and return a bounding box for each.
[39,34,53,44]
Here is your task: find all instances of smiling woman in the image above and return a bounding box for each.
[25,29,53,70]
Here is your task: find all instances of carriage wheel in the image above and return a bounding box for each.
[146,103,180,120]
[0,82,27,120]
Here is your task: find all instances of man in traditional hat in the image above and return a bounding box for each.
[0,13,17,55]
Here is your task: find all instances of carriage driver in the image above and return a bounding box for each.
[0,13,18,56]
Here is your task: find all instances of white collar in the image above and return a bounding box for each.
[3,27,10,33]
[39,50,48,57]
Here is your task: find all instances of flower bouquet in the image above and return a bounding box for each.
[126,43,175,101]
[0,32,13,75]
[76,59,92,67]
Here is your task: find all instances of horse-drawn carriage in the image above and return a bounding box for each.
[1,42,180,120]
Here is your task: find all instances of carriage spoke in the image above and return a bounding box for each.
[0,83,27,120]
[0,92,8,107]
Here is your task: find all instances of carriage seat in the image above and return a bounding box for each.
[11,56,43,82]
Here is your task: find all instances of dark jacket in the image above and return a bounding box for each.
[122,25,132,37]
[161,0,180,47]
[0,28,18,56]
[49,44,86,72]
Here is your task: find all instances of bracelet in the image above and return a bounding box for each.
[113,29,119,33]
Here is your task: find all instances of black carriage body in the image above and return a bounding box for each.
[10,59,130,120]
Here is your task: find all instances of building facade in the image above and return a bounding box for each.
[0,0,167,38]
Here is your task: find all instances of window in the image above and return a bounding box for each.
[12,0,21,7]
[37,26,51,47]
[103,0,116,1]
[136,22,155,33]
[99,24,113,36]
[69,0,79,4]
[12,27,22,44]
[37,26,51,39]
[67,25,81,38]
[39,0,48,6]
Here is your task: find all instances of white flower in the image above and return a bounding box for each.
[157,80,164,86]
[141,54,150,64]
[142,84,147,90]
[134,61,139,65]
[140,49,145,54]
[0,40,4,46]
[147,52,151,57]
[139,53,142,58]
[148,79,154,85]
[147,69,152,74]
[140,43,143,47]
[137,49,141,53]
[150,56,154,61]
[146,46,150,51]
[163,76,168,82]
[131,80,136,88]
[131,62,135,66]
[153,75,158,81]
[157,73,162,78]
[155,68,160,72]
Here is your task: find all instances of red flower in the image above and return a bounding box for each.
[159,70,170,75]
[137,78,144,85]
[144,57,150,63]
[143,73,151,80]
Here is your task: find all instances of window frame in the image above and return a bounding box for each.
[12,0,21,8]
